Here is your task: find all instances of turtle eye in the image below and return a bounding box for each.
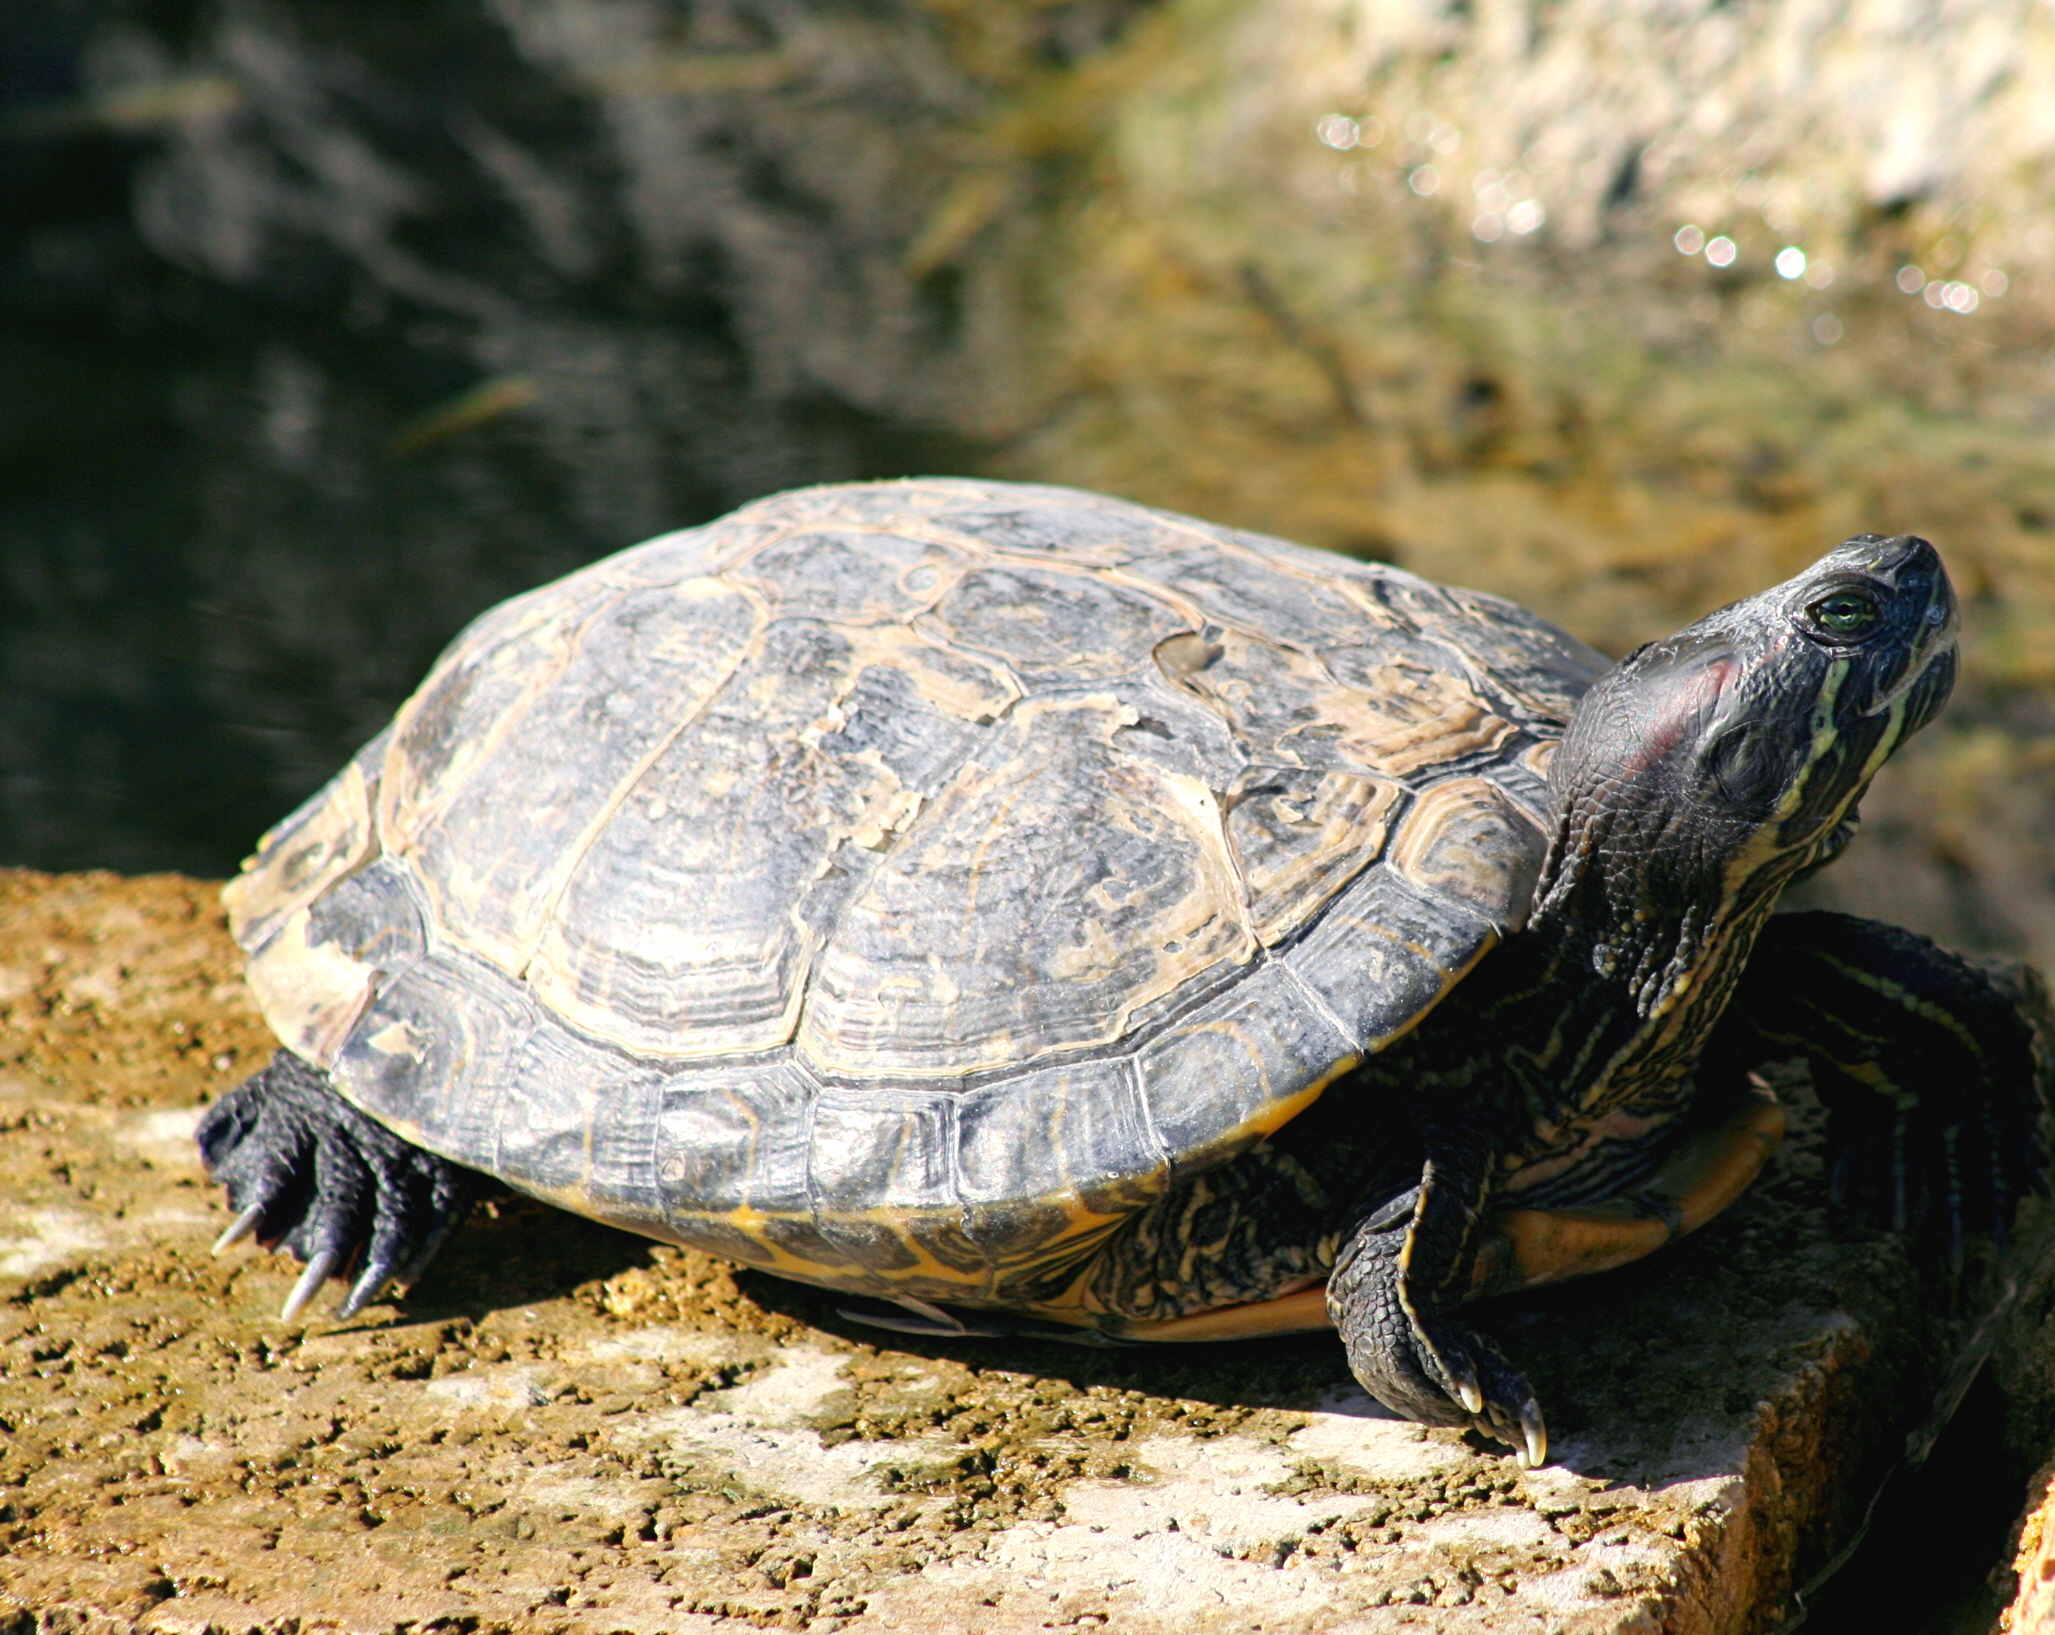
[1808,588,1881,638]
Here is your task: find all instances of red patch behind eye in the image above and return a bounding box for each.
[1618,655,1737,779]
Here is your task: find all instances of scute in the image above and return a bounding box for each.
[1386,779,1548,931]
[225,478,1600,1300]
[728,528,970,625]
[401,579,766,975]
[1223,767,1404,946]
[1133,959,1362,1177]
[925,562,1194,684]
[1279,864,1499,1053]
[1158,626,1521,779]
[224,731,386,956]
[528,621,1012,1060]
[796,692,1254,1078]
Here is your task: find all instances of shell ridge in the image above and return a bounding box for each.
[799,1053,828,1259]
[1169,762,1258,961]
[793,688,1256,1079]
[1144,510,1438,601]
[785,704,1003,1063]
[1302,636,1510,770]
[990,554,1214,639]
[383,585,629,855]
[514,581,773,979]
[901,611,1034,701]
[781,616,1034,1069]
[1271,953,1363,1057]
[1126,1051,1177,1194]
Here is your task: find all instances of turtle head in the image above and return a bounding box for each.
[1533,535,1956,1007]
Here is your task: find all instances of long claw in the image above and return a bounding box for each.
[1520,1400,1548,1469]
[1423,1325,1484,1415]
[280,1246,339,1322]
[391,1204,469,1292]
[334,1270,393,1321]
[335,1249,403,1321]
[212,1204,265,1257]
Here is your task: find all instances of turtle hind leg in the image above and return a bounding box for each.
[1709,911,2052,1267]
[197,1051,491,1320]
[1326,1132,1547,1467]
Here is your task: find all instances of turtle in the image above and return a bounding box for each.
[198,477,2044,1465]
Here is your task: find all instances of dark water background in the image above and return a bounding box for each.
[2,0,1002,874]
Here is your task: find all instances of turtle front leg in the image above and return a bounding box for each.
[1707,910,2051,1263]
[197,1052,488,1320]
[1326,1126,1548,1466]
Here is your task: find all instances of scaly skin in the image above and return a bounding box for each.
[1706,911,2049,1262]
[198,1052,487,1320]
[1315,533,1967,1461]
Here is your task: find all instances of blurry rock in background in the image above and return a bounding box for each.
[4,0,2054,968]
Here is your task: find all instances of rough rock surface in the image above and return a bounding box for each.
[1993,1179,2055,1632]
[0,868,2017,1633]
[2006,1465,2055,1634]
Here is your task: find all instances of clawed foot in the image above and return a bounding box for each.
[1724,914,2053,1272]
[1814,962,2049,1266]
[1824,1096,2049,1269]
[197,1051,484,1321]
[1328,1222,1548,1466]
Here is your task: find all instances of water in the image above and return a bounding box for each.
[0,0,979,875]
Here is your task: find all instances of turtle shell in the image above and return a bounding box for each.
[224,479,1608,1307]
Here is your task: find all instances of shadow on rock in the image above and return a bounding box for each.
[386,1193,659,1325]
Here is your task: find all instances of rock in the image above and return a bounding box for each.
[2006,1463,2055,1634]
[0,867,2029,1633]
[1992,1149,2055,1632]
